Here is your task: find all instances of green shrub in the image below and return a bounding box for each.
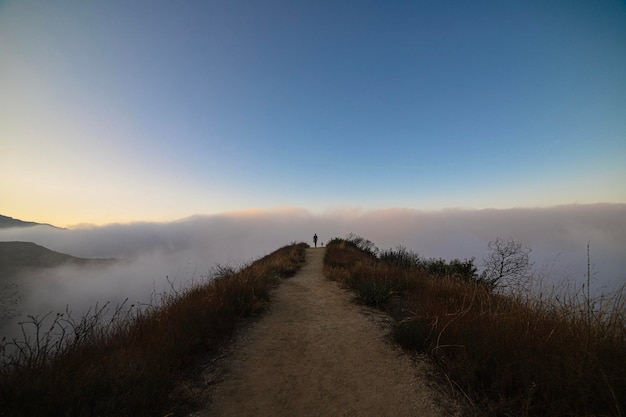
[379,246,421,269]
[356,279,392,308]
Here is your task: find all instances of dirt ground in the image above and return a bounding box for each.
[187,248,463,417]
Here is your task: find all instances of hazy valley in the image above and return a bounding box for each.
[1,205,625,327]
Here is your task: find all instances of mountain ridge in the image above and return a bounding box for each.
[0,214,63,230]
[0,241,117,279]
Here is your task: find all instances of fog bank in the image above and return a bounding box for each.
[1,204,624,338]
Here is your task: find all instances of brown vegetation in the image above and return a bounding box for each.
[0,242,307,417]
[323,237,626,416]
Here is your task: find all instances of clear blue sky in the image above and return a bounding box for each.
[2,0,625,226]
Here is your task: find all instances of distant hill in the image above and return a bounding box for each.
[0,214,62,229]
[0,241,116,280]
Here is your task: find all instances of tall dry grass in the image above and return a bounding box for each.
[0,242,307,417]
[324,238,626,416]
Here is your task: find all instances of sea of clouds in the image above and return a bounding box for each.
[1,203,624,339]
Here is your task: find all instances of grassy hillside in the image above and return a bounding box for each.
[0,241,115,279]
[0,242,308,417]
[324,236,625,417]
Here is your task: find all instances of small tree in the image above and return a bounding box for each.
[480,237,532,290]
[345,233,378,256]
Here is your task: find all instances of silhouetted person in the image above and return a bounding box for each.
[313,233,318,248]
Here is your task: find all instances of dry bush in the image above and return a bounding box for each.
[417,279,626,416]
[324,238,626,417]
[0,242,307,417]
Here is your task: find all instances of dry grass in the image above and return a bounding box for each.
[324,238,626,417]
[0,242,307,417]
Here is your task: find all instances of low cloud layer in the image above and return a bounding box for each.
[1,204,625,338]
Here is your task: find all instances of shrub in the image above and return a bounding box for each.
[392,317,432,350]
[344,233,379,256]
[355,279,392,308]
[323,237,626,417]
[379,246,421,269]
[0,243,308,417]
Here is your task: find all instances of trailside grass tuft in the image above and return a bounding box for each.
[0,242,307,417]
[324,237,625,417]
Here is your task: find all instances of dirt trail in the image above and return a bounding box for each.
[193,248,460,417]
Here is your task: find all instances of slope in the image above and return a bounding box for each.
[193,247,461,417]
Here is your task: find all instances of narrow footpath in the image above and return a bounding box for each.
[192,248,461,417]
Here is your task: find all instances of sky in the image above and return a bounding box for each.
[1,0,625,227]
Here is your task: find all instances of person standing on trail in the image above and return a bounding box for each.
[313,233,318,248]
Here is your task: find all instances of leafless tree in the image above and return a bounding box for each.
[481,237,532,290]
